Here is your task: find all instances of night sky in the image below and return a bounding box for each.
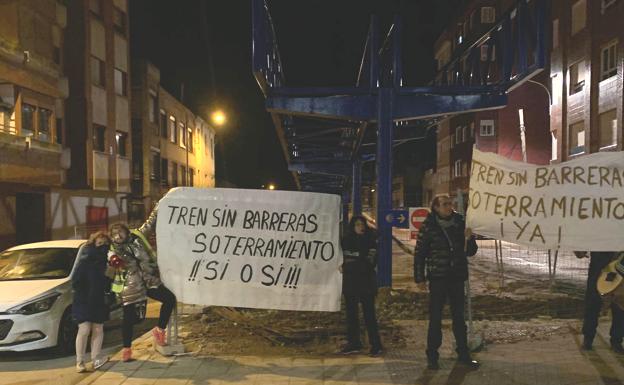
[130,0,462,190]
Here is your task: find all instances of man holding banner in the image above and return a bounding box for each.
[414,194,480,370]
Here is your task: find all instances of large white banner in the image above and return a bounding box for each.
[467,149,624,251]
[156,188,343,311]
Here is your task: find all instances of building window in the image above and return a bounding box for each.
[462,126,468,142]
[187,128,193,152]
[169,115,177,143]
[116,131,128,156]
[53,46,61,65]
[189,168,194,187]
[480,120,495,136]
[568,121,585,155]
[456,23,464,45]
[481,7,496,24]
[113,7,126,35]
[91,56,105,87]
[454,160,462,178]
[553,19,559,49]
[571,0,587,36]
[179,122,186,148]
[37,108,52,142]
[171,161,178,187]
[21,103,35,137]
[150,151,160,181]
[89,0,102,16]
[469,9,477,31]
[160,158,168,186]
[599,109,617,149]
[114,69,127,96]
[455,127,461,144]
[569,60,585,94]
[470,123,475,138]
[601,41,618,80]
[148,91,158,123]
[160,110,167,138]
[180,165,187,186]
[93,124,106,152]
[450,134,455,148]
[56,118,63,144]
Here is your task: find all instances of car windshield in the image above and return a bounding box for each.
[0,248,78,281]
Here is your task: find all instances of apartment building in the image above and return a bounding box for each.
[131,60,216,222]
[550,0,623,161]
[0,0,69,249]
[60,0,132,238]
[424,0,552,206]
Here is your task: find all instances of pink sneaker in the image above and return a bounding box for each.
[152,327,166,346]
[122,348,133,362]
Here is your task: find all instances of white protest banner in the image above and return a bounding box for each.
[156,187,343,311]
[467,148,624,251]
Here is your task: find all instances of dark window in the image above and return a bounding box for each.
[160,110,167,138]
[180,165,187,186]
[91,56,105,87]
[148,91,158,124]
[113,7,126,35]
[116,131,128,156]
[53,46,61,65]
[189,168,194,187]
[150,151,160,181]
[56,118,63,144]
[569,60,585,94]
[38,108,52,142]
[93,124,106,152]
[21,103,35,137]
[171,162,178,187]
[179,122,186,148]
[160,158,168,186]
[114,69,127,96]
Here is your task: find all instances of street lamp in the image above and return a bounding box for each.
[211,110,226,126]
[268,184,276,190]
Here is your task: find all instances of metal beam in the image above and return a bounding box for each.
[266,95,375,121]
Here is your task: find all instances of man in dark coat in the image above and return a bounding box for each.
[340,215,383,356]
[575,251,624,353]
[414,194,479,370]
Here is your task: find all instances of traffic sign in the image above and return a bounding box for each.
[409,207,430,239]
[384,210,409,228]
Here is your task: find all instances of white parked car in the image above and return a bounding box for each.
[0,240,120,353]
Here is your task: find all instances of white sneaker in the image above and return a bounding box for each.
[76,361,87,373]
[93,356,109,370]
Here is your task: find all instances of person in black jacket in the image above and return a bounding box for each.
[574,251,624,352]
[414,195,479,370]
[72,231,112,373]
[339,215,383,357]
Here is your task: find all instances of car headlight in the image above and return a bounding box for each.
[7,293,61,315]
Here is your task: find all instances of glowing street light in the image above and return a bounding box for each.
[211,110,226,126]
[268,184,276,190]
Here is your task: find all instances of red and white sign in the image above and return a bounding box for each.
[409,207,430,239]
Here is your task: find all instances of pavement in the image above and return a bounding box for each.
[52,321,624,385]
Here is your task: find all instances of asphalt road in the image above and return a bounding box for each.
[0,303,159,385]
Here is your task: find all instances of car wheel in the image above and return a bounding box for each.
[56,308,77,355]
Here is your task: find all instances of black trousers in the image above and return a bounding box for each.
[426,279,469,360]
[122,284,176,348]
[345,293,382,349]
[582,269,624,344]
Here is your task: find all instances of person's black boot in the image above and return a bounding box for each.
[427,359,440,370]
[369,345,383,357]
[457,354,480,369]
[338,343,362,355]
[610,340,624,354]
[582,336,593,351]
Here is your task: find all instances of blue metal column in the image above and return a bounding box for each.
[342,194,350,235]
[352,160,362,216]
[376,88,393,287]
